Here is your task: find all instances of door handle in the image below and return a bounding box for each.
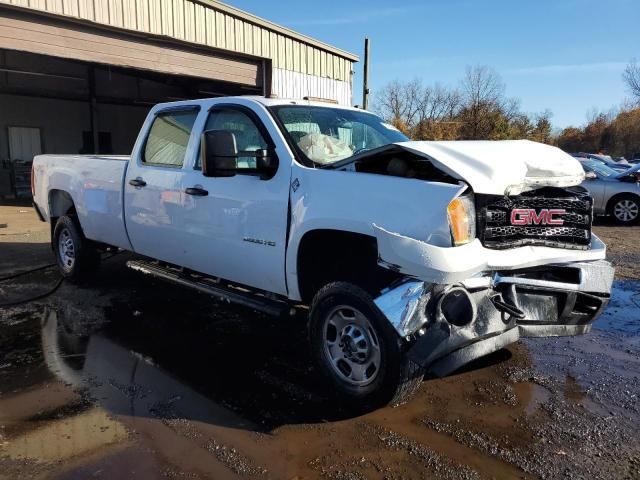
[185,186,209,197]
[129,178,147,187]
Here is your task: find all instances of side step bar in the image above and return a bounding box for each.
[127,260,292,317]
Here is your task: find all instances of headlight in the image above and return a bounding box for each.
[447,195,476,246]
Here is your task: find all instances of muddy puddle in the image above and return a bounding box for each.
[1,259,639,479]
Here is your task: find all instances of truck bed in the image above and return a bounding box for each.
[32,154,132,250]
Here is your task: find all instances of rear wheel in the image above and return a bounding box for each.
[53,216,100,282]
[309,282,423,409]
[609,194,640,224]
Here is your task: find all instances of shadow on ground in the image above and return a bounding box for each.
[0,238,514,435]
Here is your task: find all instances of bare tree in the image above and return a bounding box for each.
[457,65,507,139]
[623,60,640,103]
[416,84,461,124]
[375,65,556,143]
[375,79,422,133]
[376,80,461,138]
[461,65,505,109]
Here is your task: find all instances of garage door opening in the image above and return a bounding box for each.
[0,48,262,158]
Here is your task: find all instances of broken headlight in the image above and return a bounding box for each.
[447,195,476,246]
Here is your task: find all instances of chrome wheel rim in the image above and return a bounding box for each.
[323,305,381,387]
[614,199,639,222]
[58,228,76,269]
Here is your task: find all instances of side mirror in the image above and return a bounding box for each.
[585,171,597,180]
[201,130,238,177]
[255,149,278,180]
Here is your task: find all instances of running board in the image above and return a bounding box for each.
[126,260,291,317]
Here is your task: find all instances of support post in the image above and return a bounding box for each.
[362,37,370,110]
[88,66,99,154]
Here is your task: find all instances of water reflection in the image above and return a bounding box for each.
[40,308,257,432]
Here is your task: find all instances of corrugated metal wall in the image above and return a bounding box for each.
[0,0,356,85]
[272,68,352,107]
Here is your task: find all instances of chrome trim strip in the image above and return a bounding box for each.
[493,260,614,294]
[519,323,592,337]
[493,274,580,291]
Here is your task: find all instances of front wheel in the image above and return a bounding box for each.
[309,282,423,409]
[53,215,100,282]
[609,194,640,224]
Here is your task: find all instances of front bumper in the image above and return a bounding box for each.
[374,259,614,377]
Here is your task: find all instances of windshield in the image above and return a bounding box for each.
[271,105,408,166]
[582,159,619,177]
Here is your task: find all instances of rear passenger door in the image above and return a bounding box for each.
[124,106,200,264]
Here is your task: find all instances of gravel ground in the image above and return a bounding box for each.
[592,219,640,280]
[0,204,639,479]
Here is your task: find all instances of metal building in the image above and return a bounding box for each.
[0,0,358,166]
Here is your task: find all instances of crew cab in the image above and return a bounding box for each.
[32,96,615,408]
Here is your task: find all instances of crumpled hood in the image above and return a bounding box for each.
[398,139,585,195]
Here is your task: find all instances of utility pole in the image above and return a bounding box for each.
[362,37,370,110]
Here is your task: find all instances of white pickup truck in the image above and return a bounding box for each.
[32,96,614,408]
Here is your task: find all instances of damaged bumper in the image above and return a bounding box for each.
[374,259,614,377]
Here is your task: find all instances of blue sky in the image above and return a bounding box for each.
[229,0,639,128]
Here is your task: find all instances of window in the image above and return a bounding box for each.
[198,108,269,170]
[272,105,408,166]
[143,110,198,167]
[8,127,41,161]
[582,160,618,177]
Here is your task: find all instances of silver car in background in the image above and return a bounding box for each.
[572,153,631,172]
[580,159,640,224]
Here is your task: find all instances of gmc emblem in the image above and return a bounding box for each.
[510,208,566,225]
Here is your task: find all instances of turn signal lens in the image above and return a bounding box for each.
[447,196,476,246]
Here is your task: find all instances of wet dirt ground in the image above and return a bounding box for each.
[1,204,639,479]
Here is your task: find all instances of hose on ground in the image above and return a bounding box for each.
[0,251,120,308]
[0,263,57,282]
[0,277,65,308]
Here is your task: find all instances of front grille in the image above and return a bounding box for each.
[476,187,593,250]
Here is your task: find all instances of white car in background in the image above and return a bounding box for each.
[581,159,640,224]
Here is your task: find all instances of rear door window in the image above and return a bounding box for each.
[143,110,198,167]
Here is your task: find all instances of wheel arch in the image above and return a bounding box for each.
[48,190,76,234]
[295,228,401,304]
[606,191,640,216]
[48,189,77,216]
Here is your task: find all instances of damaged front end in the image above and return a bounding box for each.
[374,259,614,377]
[371,179,614,376]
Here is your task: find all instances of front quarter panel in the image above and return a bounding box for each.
[285,164,464,300]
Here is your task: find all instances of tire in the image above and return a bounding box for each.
[53,215,100,282]
[608,194,640,224]
[309,282,423,409]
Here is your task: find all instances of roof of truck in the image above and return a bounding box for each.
[152,95,366,113]
[243,96,362,111]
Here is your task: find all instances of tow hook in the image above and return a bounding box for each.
[490,293,526,319]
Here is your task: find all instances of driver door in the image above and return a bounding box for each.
[176,105,291,295]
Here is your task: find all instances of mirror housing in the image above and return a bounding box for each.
[255,149,278,180]
[201,130,238,177]
[584,171,597,180]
